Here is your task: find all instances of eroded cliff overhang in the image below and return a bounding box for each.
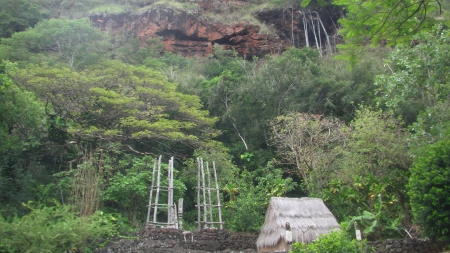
[91,7,291,57]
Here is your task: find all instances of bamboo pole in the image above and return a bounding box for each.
[153,156,162,225]
[200,159,208,229]
[173,202,178,229]
[146,159,157,227]
[168,157,174,227]
[206,162,213,228]
[213,162,223,229]
[178,198,184,230]
[197,158,201,231]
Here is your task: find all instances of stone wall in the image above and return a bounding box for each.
[367,238,445,253]
[95,228,258,253]
[96,228,447,253]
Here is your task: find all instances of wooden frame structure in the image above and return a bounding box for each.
[146,156,177,228]
[196,158,223,230]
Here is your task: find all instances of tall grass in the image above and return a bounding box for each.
[89,4,129,16]
[137,0,201,14]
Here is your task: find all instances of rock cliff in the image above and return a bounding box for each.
[91,3,339,57]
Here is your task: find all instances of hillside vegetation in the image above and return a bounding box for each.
[1,0,450,252]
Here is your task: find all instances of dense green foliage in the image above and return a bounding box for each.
[0,18,106,68]
[224,165,297,231]
[0,202,115,252]
[376,25,450,129]
[1,0,450,250]
[335,0,438,47]
[0,0,44,38]
[309,108,411,239]
[337,108,410,183]
[291,229,369,253]
[10,61,219,153]
[408,133,450,240]
[103,155,186,225]
[0,62,48,217]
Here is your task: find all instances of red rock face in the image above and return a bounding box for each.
[91,7,290,57]
[91,6,338,57]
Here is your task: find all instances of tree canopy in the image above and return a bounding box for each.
[9,61,219,156]
[335,0,440,46]
[0,0,44,38]
[0,18,106,68]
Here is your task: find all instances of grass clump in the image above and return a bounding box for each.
[89,4,129,15]
[137,0,201,15]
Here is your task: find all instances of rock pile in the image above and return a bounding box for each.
[367,238,445,253]
[95,227,258,253]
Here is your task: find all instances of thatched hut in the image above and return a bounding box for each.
[256,197,340,252]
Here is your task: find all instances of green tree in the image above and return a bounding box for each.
[0,62,44,156]
[318,108,411,240]
[375,25,450,137]
[337,108,411,182]
[10,61,219,156]
[0,18,107,68]
[0,61,49,217]
[376,26,450,108]
[269,112,347,194]
[0,0,44,38]
[335,0,440,47]
[408,131,450,240]
[188,47,381,170]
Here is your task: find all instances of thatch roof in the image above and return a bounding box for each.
[256,197,339,248]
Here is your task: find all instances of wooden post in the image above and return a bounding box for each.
[146,159,157,227]
[197,158,201,231]
[286,222,292,251]
[178,198,184,230]
[213,162,223,229]
[153,156,162,225]
[200,159,208,229]
[167,157,174,227]
[354,221,362,241]
[173,202,178,229]
[206,162,213,228]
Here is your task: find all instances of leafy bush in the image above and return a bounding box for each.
[0,202,115,253]
[224,164,297,232]
[291,229,370,253]
[408,134,450,240]
[319,175,409,240]
[103,155,186,226]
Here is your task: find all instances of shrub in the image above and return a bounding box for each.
[0,202,115,252]
[408,135,450,240]
[291,229,369,253]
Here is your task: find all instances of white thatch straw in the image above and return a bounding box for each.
[257,197,339,252]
